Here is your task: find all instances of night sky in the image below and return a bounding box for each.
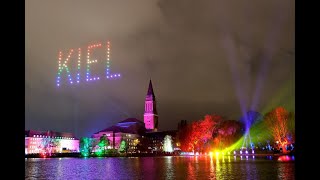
[25,0,295,138]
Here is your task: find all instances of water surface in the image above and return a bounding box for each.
[25,155,295,180]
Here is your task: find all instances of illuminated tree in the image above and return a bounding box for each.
[264,107,294,153]
[178,115,223,152]
[212,120,244,150]
[40,137,60,155]
[119,140,128,153]
[80,137,94,157]
[163,135,173,152]
[96,135,110,156]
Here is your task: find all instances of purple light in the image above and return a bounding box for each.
[118,74,121,77]
[245,150,248,154]
[97,77,100,80]
[240,151,242,154]
[252,150,255,154]
[77,81,79,83]
[94,78,96,80]
[234,151,236,154]
[111,75,113,78]
[107,76,109,78]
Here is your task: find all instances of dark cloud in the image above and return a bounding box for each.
[26,0,294,137]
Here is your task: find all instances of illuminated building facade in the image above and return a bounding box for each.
[92,118,146,153]
[25,130,79,154]
[144,80,158,131]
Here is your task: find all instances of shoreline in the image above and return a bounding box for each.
[25,152,294,159]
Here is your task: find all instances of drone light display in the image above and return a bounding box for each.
[56,41,121,87]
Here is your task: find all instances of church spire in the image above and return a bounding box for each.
[146,79,155,101]
[144,79,158,131]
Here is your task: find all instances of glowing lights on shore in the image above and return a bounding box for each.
[56,41,121,87]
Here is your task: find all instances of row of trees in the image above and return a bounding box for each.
[77,106,294,156]
[177,106,295,153]
[80,135,129,157]
[177,115,243,152]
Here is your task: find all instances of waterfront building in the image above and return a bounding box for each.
[25,130,79,154]
[92,118,145,153]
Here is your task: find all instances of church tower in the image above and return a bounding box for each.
[144,79,158,131]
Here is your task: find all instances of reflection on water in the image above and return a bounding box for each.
[278,155,295,162]
[25,156,295,180]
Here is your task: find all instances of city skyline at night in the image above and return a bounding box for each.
[26,0,294,138]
